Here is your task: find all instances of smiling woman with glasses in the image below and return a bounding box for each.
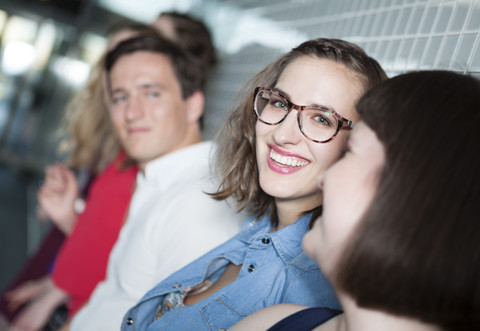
[121,38,387,331]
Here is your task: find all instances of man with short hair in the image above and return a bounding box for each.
[69,34,243,331]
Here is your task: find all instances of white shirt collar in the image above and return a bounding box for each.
[136,141,215,190]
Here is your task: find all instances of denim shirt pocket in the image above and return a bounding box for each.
[200,294,256,330]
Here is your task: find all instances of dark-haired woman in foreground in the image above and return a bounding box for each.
[231,70,480,331]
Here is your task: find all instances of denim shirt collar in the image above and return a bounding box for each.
[236,212,313,264]
[140,212,313,301]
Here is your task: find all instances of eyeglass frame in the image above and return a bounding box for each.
[253,87,355,143]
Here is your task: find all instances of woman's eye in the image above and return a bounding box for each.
[313,114,333,127]
[270,98,288,110]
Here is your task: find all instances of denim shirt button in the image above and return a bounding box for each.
[218,329,226,331]
[173,283,181,288]
[247,264,255,272]
[261,237,270,244]
[126,317,134,325]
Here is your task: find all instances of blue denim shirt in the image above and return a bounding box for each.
[122,213,340,330]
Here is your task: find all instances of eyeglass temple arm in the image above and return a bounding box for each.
[339,117,354,129]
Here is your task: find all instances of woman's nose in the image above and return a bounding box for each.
[272,110,303,145]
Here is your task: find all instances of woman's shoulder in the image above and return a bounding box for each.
[288,251,320,271]
[229,303,309,331]
[229,304,341,331]
[266,306,341,331]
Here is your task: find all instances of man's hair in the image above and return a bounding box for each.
[105,34,205,98]
[157,11,217,71]
[210,38,387,223]
[336,71,480,331]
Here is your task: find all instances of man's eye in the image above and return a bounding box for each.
[147,91,160,98]
[112,95,126,104]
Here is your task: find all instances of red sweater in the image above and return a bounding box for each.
[52,153,137,315]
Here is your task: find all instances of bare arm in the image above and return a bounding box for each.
[229,304,308,331]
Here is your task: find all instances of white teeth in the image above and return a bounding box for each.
[270,149,308,167]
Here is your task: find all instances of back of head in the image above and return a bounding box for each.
[338,71,480,330]
[155,11,217,71]
[106,20,160,50]
[212,38,387,219]
[105,34,205,98]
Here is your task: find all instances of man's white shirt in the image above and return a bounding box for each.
[71,141,244,331]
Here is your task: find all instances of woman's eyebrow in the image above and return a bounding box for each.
[272,86,335,111]
[272,87,291,99]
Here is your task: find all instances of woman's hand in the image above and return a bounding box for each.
[6,277,69,331]
[37,164,80,234]
[58,318,72,331]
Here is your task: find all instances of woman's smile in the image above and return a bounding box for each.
[267,145,310,174]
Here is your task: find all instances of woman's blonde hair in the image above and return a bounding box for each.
[56,55,119,173]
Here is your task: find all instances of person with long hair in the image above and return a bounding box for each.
[122,38,386,330]
[231,70,480,331]
[5,12,219,330]
[4,22,157,331]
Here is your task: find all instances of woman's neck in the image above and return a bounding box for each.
[275,193,322,230]
[276,209,300,230]
[328,294,442,331]
[275,201,316,230]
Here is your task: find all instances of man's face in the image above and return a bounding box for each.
[108,51,194,170]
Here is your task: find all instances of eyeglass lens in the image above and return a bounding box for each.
[254,89,339,142]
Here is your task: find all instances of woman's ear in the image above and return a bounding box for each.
[185,90,205,124]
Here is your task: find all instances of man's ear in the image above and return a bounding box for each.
[185,90,204,124]
[103,72,113,105]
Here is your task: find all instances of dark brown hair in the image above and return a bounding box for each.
[105,34,204,98]
[211,38,387,222]
[157,11,217,71]
[337,71,480,331]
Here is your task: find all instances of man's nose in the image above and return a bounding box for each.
[125,96,144,120]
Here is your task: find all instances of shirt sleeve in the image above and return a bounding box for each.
[282,256,340,309]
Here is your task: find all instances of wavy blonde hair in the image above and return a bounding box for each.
[56,55,118,173]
